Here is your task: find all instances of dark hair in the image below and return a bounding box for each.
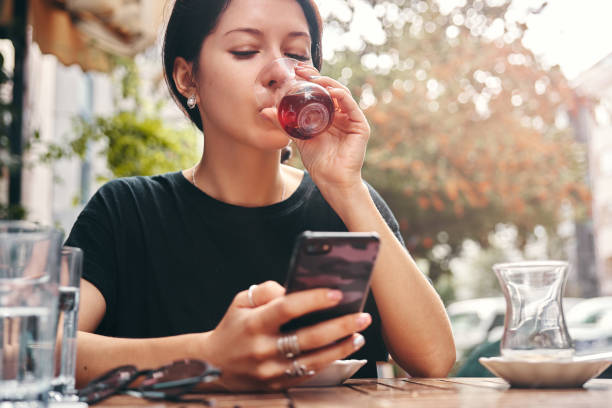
[162,0,323,132]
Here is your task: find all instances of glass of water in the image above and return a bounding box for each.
[49,246,83,401]
[0,221,63,402]
[493,261,574,360]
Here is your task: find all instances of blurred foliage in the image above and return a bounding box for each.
[69,112,198,178]
[39,57,199,179]
[320,0,590,293]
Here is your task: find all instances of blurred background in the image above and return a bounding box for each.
[0,0,611,375]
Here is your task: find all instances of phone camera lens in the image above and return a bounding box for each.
[306,244,318,253]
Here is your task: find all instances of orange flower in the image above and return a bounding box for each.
[432,194,445,212]
[418,196,430,210]
[445,181,459,201]
[422,237,434,249]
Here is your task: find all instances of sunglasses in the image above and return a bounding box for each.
[78,359,221,405]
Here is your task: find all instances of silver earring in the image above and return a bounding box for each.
[187,94,197,109]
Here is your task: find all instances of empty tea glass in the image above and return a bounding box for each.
[254,58,334,139]
[493,261,574,361]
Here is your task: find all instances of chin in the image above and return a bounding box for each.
[251,124,291,150]
[260,131,291,150]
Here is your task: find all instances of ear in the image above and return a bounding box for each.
[173,57,197,99]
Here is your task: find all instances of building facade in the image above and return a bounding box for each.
[572,53,612,295]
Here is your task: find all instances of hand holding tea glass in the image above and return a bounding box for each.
[255,58,371,195]
[255,58,335,140]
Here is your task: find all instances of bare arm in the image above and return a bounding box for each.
[324,184,456,377]
[75,280,209,387]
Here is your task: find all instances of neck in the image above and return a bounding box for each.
[193,141,286,207]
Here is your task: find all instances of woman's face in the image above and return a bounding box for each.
[195,0,313,150]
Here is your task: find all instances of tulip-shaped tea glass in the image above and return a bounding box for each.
[493,261,574,361]
[254,58,334,139]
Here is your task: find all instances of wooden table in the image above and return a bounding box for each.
[99,378,612,407]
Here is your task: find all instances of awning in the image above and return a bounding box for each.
[29,0,167,72]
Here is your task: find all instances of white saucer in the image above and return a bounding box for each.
[297,359,367,387]
[479,355,612,388]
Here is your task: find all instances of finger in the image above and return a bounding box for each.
[299,333,365,374]
[255,281,286,306]
[326,87,367,124]
[268,333,366,389]
[295,312,371,352]
[254,288,343,330]
[234,281,286,308]
[294,67,351,95]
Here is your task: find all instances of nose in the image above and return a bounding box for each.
[259,58,297,90]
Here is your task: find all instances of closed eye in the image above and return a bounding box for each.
[286,53,310,62]
[230,51,309,62]
[230,51,259,59]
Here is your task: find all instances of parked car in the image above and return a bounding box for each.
[566,297,612,353]
[446,297,506,359]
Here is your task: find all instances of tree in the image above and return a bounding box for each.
[317,0,589,293]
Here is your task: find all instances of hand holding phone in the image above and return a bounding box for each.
[281,231,380,332]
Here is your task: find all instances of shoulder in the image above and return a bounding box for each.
[93,173,180,202]
[98,173,177,195]
[83,172,181,216]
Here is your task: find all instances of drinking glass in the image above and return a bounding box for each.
[49,246,83,401]
[254,57,334,139]
[0,221,63,402]
[493,261,574,360]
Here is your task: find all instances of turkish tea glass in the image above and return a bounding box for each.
[254,57,334,139]
[493,261,574,361]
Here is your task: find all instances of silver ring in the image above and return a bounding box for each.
[277,334,301,359]
[285,360,315,377]
[247,284,258,307]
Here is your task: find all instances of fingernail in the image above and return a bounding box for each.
[309,75,322,80]
[353,334,365,349]
[327,290,342,301]
[356,313,371,328]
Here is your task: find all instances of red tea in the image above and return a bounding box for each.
[277,84,334,139]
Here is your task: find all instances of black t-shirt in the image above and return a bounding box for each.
[66,171,405,378]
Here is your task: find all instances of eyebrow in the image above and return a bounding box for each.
[224,28,310,39]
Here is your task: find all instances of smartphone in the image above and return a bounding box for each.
[281,231,380,332]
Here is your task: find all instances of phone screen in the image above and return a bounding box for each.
[281,231,380,332]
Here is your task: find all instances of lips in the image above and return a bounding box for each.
[259,106,277,119]
[256,96,275,112]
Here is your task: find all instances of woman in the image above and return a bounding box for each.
[69,0,455,391]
